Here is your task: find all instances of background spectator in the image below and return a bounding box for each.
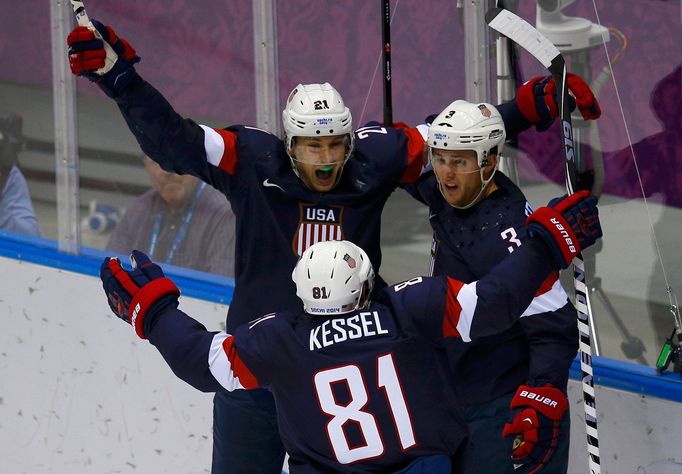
[107,155,236,277]
[0,111,40,237]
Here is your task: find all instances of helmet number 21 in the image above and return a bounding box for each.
[314,353,416,464]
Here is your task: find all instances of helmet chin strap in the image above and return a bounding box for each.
[439,166,498,210]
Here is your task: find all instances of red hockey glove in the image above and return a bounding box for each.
[67,19,140,98]
[100,250,179,339]
[502,385,568,473]
[526,190,602,269]
[516,73,602,126]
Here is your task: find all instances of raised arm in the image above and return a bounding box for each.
[99,250,257,393]
[391,191,601,343]
[67,20,276,195]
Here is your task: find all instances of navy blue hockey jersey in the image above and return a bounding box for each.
[146,239,557,473]
[113,74,527,333]
[405,172,579,403]
[114,76,424,332]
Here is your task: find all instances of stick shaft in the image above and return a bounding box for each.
[69,0,90,26]
[381,0,393,125]
[67,0,117,74]
[487,7,601,473]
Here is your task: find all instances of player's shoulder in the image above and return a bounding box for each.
[495,173,528,204]
[354,121,406,153]
[484,173,531,217]
[235,311,298,347]
[223,124,283,154]
[381,275,447,302]
[245,311,293,330]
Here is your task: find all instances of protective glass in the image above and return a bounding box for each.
[429,148,481,175]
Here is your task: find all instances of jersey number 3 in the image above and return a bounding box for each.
[314,353,416,464]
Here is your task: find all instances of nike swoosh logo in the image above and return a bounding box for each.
[429,212,438,219]
[263,179,285,191]
[522,417,533,424]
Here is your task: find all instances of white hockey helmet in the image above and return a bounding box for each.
[428,100,506,167]
[282,83,355,162]
[292,240,375,316]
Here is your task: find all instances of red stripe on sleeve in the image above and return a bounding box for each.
[222,336,259,389]
[443,277,465,338]
[398,126,426,184]
[214,128,239,175]
[536,271,559,297]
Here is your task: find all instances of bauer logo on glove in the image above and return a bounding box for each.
[526,190,602,269]
[519,389,561,408]
[548,217,577,254]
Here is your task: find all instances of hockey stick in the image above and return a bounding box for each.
[69,0,117,74]
[485,7,601,474]
[381,0,393,126]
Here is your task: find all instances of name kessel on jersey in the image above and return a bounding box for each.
[309,311,389,350]
[293,203,345,255]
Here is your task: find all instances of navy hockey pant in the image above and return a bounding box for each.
[212,389,285,474]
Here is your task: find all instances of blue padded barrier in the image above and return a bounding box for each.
[2,230,680,404]
[0,229,234,305]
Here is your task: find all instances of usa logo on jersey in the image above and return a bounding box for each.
[293,203,344,255]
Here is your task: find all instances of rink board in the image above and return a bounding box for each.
[0,233,680,473]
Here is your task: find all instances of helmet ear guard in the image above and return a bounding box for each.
[292,240,375,316]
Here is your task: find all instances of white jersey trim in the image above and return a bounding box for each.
[208,332,246,391]
[456,281,478,342]
[200,124,226,167]
[521,279,569,317]
[416,123,429,140]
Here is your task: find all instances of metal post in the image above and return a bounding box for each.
[252,0,281,136]
[463,0,492,103]
[495,34,519,184]
[50,0,81,254]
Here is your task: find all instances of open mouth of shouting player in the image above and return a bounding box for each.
[289,135,350,192]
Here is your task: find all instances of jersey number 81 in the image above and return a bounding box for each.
[313,353,416,464]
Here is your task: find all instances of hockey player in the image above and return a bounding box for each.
[99,190,602,474]
[406,99,600,473]
[67,20,601,473]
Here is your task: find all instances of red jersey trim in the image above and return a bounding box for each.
[214,128,239,175]
[443,277,465,338]
[398,126,426,184]
[222,336,259,389]
[536,272,559,296]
